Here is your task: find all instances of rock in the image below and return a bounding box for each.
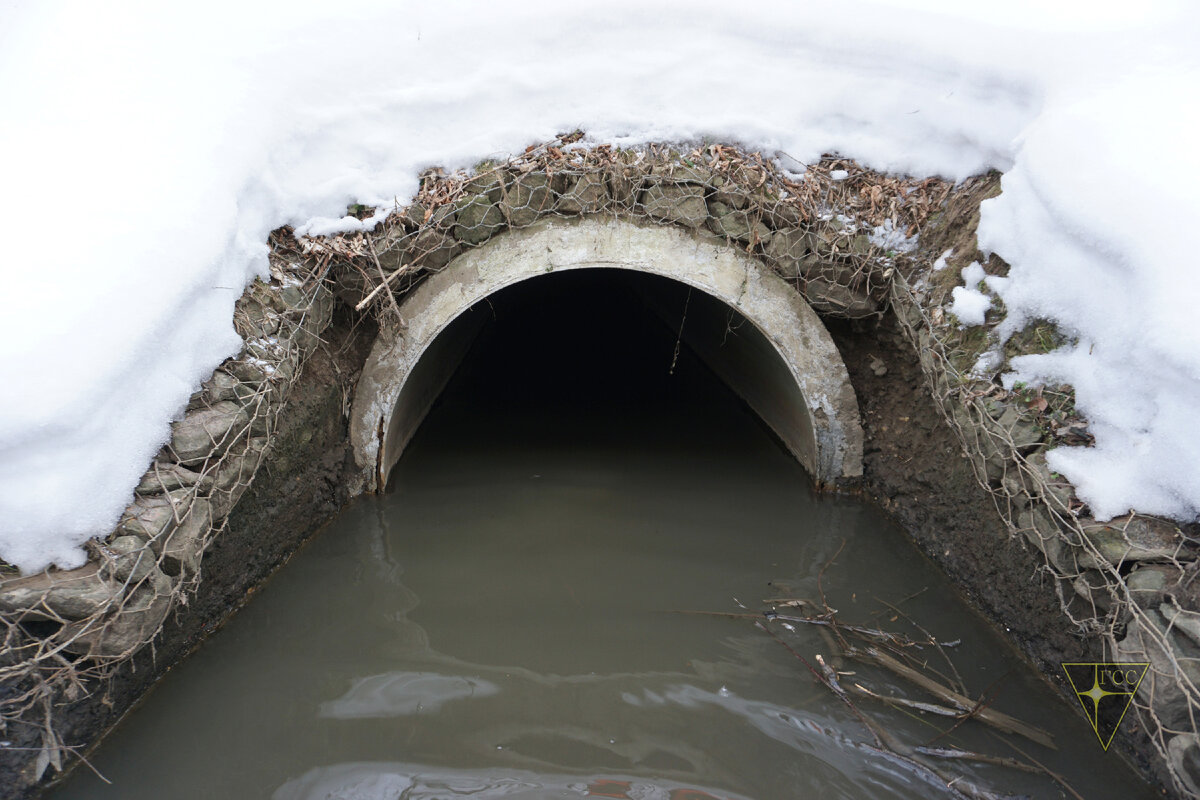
[105,536,157,584]
[803,278,877,318]
[1127,564,1182,607]
[762,199,802,229]
[606,152,649,206]
[61,569,175,658]
[135,462,213,496]
[1016,506,1074,573]
[332,265,369,307]
[1117,609,1194,731]
[640,182,707,228]
[278,283,307,309]
[373,242,407,276]
[202,371,241,404]
[1168,734,1200,797]
[1161,599,1200,650]
[972,406,1041,483]
[651,162,714,186]
[170,401,251,465]
[764,229,817,279]
[706,202,770,244]
[555,173,607,214]
[402,201,428,228]
[1025,450,1073,511]
[1071,570,1115,611]
[712,187,750,211]
[227,358,274,386]
[807,226,871,261]
[503,172,551,227]
[1082,514,1185,567]
[0,563,122,621]
[294,288,335,359]
[244,338,285,363]
[465,171,506,203]
[118,491,187,539]
[407,228,462,270]
[233,296,280,340]
[1000,472,1033,509]
[402,199,454,230]
[990,404,1043,450]
[149,498,212,577]
[454,195,506,245]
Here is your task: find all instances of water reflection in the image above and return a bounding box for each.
[273,762,754,800]
[320,672,500,718]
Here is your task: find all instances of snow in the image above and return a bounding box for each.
[949,263,993,326]
[868,220,919,254]
[1,1,1198,571]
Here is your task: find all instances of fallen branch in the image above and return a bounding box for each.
[850,682,962,717]
[875,594,967,695]
[915,745,1041,775]
[364,239,407,323]
[849,645,1055,750]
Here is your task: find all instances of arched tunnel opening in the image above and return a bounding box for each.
[389,267,809,485]
[351,219,863,494]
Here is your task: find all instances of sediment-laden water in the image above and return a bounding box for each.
[50,272,1153,799]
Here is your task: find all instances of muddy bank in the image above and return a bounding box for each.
[830,315,1164,786]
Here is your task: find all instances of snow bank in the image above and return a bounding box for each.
[0,0,1197,571]
[979,57,1200,521]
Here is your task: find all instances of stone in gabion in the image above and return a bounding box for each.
[62,569,175,658]
[136,462,213,495]
[170,401,251,465]
[555,173,607,215]
[0,563,121,621]
[454,195,505,245]
[503,172,551,227]
[640,182,707,229]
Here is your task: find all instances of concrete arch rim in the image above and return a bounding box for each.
[349,215,863,491]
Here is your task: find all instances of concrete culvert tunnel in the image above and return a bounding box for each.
[349,218,863,494]
[374,269,822,488]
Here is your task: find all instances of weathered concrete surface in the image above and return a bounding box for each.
[350,216,863,492]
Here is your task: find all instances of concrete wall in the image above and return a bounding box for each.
[349,216,863,492]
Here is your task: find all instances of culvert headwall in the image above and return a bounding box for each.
[349,217,863,493]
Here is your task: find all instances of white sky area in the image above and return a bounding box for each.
[0,1,1197,572]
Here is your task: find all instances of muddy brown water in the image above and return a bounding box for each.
[49,272,1154,799]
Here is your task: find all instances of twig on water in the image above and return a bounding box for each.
[849,645,1055,750]
[875,594,968,696]
[756,620,887,750]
